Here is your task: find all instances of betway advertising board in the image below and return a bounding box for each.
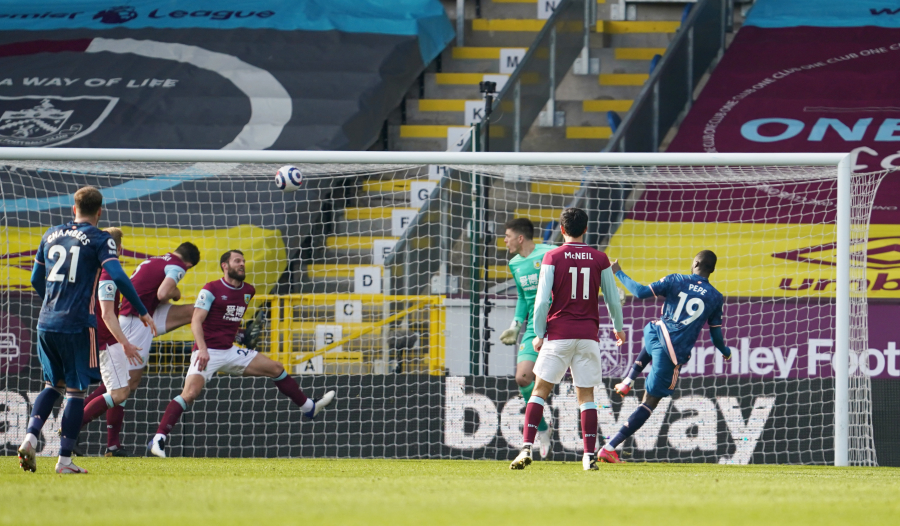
[0,375,836,465]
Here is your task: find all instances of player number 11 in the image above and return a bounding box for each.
[568,267,590,300]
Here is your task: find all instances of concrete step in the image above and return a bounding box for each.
[557,73,643,101]
[521,125,609,152]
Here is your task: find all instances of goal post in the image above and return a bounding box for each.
[0,148,884,465]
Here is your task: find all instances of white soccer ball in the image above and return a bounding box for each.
[275,165,303,192]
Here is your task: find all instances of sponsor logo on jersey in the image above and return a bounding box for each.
[0,96,118,147]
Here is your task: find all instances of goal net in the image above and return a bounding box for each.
[0,153,886,465]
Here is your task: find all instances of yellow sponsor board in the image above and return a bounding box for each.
[606,221,900,298]
[2,225,287,340]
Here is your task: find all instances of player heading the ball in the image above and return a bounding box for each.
[598,251,731,464]
[509,208,625,472]
[83,239,200,456]
[19,186,155,474]
[148,249,336,458]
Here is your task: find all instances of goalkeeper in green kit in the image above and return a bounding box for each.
[500,218,555,459]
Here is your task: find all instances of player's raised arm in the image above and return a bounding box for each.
[611,259,656,299]
[531,258,555,340]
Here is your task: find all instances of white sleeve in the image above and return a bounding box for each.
[532,264,555,339]
[600,267,624,332]
[164,264,186,284]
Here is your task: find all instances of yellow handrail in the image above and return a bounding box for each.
[293,300,431,363]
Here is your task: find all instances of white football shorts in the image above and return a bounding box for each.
[119,302,173,371]
[99,343,131,391]
[533,338,603,388]
[186,345,258,382]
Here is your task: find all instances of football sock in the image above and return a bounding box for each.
[605,403,653,450]
[522,396,545,446]
[272,371,311,410]
[156,395,188,436]
[107,405,125,449]
[59,393,85,458]
[519,381,549,432]
[580,402,598,454]
[25,386,62,443]
[627,348,653,382]
[84,383,107,406]
[82,393,116,426]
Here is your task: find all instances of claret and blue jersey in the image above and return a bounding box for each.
[649,274,724,364]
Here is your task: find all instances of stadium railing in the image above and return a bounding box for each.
[603,0,731,152]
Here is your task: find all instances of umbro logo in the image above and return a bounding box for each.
[221,296,228,300]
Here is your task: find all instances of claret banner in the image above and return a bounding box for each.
[667,0,900,222]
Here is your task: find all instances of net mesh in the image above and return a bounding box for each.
[0,160,885,464]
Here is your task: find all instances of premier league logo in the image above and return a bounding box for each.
[93,6,138,24]
[597,323,634,378]
[0,96,118,147]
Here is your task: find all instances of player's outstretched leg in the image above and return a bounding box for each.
[615,347,652,396]
[56,390,88,474]
[272,370,335,419]
[244,354,335,419]
[600,401,657,464]
[510,395,545,470]
[18,384,63,473]
[580,401,599,471]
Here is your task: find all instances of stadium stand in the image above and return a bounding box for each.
[392,0,689,152]
[0,1,454,150]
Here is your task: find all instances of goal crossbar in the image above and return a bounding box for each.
[0,148,847,167]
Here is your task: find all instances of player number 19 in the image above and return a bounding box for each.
[568,267,590,300]
[47,245,80,283]
[673,291,704,325]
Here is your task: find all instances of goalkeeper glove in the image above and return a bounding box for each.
[722,347,733,360]
[499,320,522,345]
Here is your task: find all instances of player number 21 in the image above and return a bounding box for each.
[568,267,590,300]
[47,245,80,283]
[673,291,704,325]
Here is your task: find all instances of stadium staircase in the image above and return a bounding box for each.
[391,0,687,152]
[282,1,707,376]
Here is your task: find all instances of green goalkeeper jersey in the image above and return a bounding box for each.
[508,243,556,334]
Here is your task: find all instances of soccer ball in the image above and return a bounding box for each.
[275,165,303,192]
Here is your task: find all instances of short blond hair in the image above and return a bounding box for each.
[104,227,124,249]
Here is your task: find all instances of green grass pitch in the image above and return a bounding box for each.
[2,458,898,526]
